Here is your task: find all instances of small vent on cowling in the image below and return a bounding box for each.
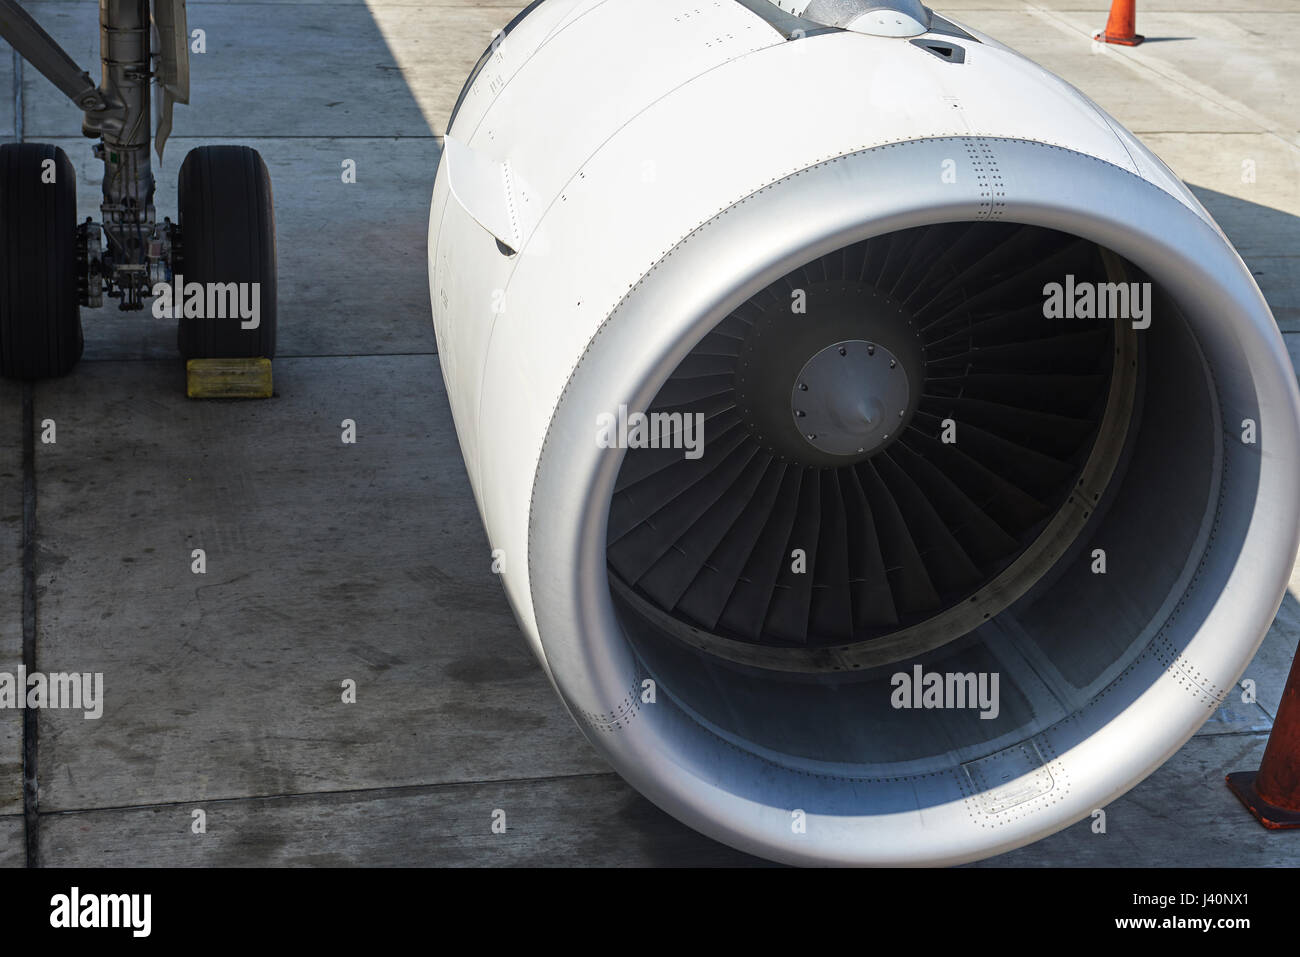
[912,39,965,63]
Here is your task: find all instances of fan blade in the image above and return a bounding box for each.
[840,464,899,629]
[808,470,855,643]
[634,447,769,608]
[719,468,806,641]
[857,461,942,614]
[875,451,984,596]
[675,460,790,629]
[608,420,748,543]
[763,468,823,644]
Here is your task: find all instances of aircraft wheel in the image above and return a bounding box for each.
[0,143,83,380]
[176,146,277,360]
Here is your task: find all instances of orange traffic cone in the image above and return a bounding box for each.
[1227,649,1300,829]
[1094,0,1144,47]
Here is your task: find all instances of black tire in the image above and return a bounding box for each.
[0,143,83,380]
[176,146,277,359]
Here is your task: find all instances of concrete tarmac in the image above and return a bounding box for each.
[1,0,1297,866]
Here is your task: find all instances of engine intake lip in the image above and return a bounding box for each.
[527,137,1300,866]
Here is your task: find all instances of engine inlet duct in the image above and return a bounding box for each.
[429,0,1300,865]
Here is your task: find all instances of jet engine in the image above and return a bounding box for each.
[428,0,1300,865]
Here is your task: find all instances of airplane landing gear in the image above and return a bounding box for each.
[0,0,277,384]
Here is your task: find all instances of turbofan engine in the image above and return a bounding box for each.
[428,0,1300,865]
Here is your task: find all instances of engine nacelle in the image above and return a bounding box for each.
[429,0,1300,865]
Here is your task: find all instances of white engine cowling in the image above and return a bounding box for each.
[428,0,1300,865]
